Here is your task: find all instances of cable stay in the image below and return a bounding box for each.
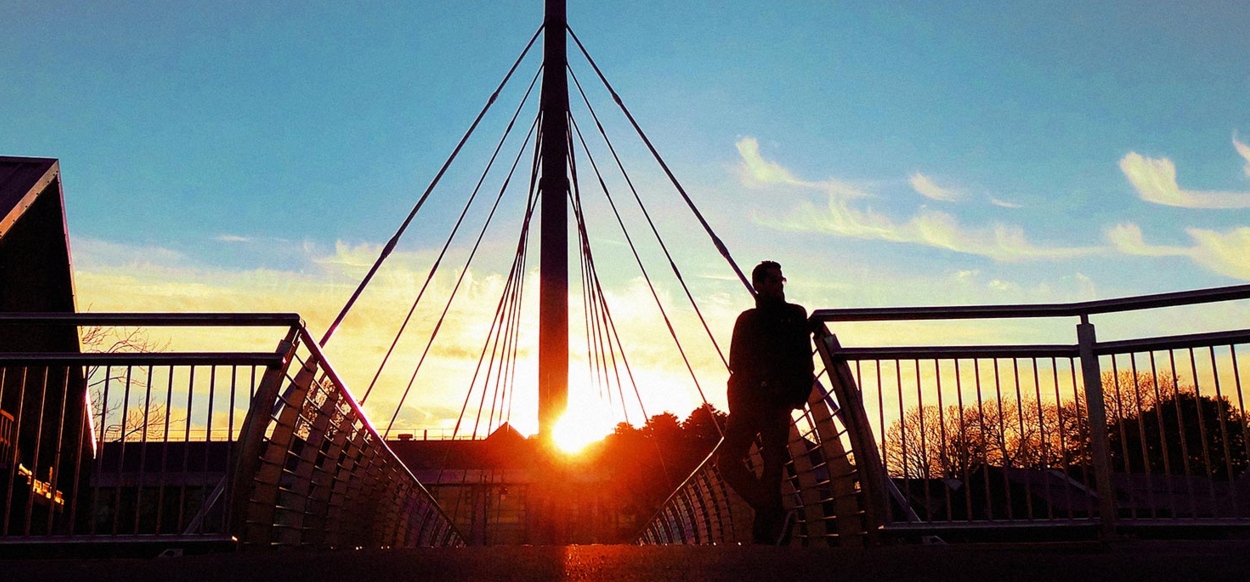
[568,65,730,372]
[433,131,542,492]
[383,110,543,438]
[566,136,648,428]
[320,25,544,348]
[360,65,544,405]
[567,25,755,298]
[566,113,721,435]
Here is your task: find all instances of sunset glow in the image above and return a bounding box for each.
[551,409,615,455]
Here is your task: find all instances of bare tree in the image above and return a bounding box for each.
[80,325,174,442]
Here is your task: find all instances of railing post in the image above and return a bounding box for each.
[1077,315,1117,539]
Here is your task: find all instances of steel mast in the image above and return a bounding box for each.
[537,0,569,441]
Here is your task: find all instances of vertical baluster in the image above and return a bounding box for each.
[1031,358,1052,521]
[133,365,154,534]
[993,358,1013,521]
[155,367,175,534]
[68,365,90,537]
[1050,357,1076,522]
[974,359,992,521]
[1,367,25,536]
[114,366,138,534]
[89,366,107,536]
[1209,346,1237,519]
[46,367,71,535]
[23,367,49,536]
[1012,358,1033,521]
[1146,352,1178,519]
[954,359,973,522]
[1188,348,1218,515]
[1128,354,1156,520]
[1231,345,1249,518]
[935,359,952,523]
[179,366,196,532]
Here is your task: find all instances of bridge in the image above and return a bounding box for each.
[3,0,1250,576]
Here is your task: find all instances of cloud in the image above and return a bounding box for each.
[990,198,1023,209]
[1108,222,1250,281]
[735,137,870,199]
[909,173,962,202]
[1237,136,1250,179]
[1119,137,1250,208]
[737,138,1101,262]
[71,237,740,436]
[215,234,252,243]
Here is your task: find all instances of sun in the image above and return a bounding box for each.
[551,410,613,455]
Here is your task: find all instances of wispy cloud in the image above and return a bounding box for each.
[737,137,1101,262]
[990,198,1023,209]
[909,173,962,202]
[215,234,252,243]
[1108,222,1250,281]
[1119,137,1250,209]
[1237,136,1250,179]
[735,137,870,199]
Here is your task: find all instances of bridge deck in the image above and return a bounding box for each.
[6,541,1250,582]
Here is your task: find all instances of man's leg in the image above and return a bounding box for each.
[756,406,793,542]
[715,410,764,509]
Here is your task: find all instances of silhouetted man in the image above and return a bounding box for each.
[717,260,815,544]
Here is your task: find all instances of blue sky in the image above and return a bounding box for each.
[4,1,1250,434]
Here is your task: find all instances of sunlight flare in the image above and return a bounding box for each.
[550,407,616,455]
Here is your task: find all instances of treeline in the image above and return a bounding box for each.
[884,371,1250,480]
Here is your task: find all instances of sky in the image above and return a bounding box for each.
[4,1,1250,438]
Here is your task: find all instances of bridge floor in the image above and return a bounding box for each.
[6,541,1250,581]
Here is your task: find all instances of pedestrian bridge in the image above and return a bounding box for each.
[4,2,1250,556]
[3,282,1250,552]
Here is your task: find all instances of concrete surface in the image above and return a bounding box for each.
[5,541,1250,582]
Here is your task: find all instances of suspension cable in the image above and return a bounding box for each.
[568,65,730,371]
[435,132,541,489]
[568,139,626,417]
[320,25,544,347]
[384,111,542,437]
[567,26,754,298]
[361,66,543,404]
[568,156,643,426]
[568,113,719,425]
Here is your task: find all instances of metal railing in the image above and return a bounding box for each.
[640,284,1250,545]
[0,313,462,549]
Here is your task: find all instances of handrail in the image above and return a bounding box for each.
[810,283,1250,322]
[0,352,284,365]
[0,312,302,327]
[832,344,1079,361]
[294,324,465,543]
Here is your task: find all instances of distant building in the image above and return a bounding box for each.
[387,423,632,545]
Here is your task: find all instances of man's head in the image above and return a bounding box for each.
[752,260,786,301]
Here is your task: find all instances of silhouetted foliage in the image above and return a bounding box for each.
[1107,391,1249,479]
[591,405,726,539]
[883,371,1249,480]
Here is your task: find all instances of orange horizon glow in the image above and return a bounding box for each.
[550,408,616,455]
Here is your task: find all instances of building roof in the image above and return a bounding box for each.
[0,156,79,351]
[0,156,60,238]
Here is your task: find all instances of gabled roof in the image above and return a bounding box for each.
[0,156,60,238]
[0,156,78,352]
